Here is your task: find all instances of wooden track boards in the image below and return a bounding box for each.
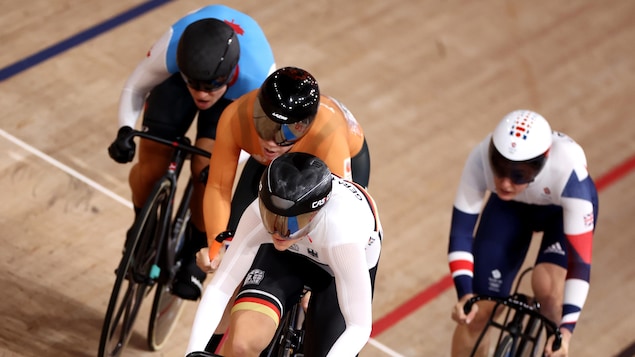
[2,1,635,356]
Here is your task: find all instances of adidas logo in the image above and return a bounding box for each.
[543,242,566,256]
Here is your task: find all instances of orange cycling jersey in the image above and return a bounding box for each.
[203,89,365,254]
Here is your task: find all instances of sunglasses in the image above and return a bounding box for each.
[181,73,230,92]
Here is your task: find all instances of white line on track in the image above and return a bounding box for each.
[1,128,405,357]
[1,128,133,208]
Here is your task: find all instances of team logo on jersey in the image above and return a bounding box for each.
[244,269,265,286]
[307,248,319,258]
[344,158,352,180]
[223,19,245,36]
[330,97,362,136]
[488,269,502,293]
[584,212,594,227]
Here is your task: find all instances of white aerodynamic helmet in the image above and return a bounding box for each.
[492,110,552,161]
[489,110,552,184]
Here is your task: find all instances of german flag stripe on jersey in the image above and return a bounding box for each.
[231,295,282,326]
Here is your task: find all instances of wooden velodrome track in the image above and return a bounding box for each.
[1,0,635,356]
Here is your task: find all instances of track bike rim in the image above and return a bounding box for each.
[148,282,186,350]
[98,241,152,356]
[98,180,170,357]
[147,189,191,350]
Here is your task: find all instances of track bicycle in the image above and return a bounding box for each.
[99,130,211,357]
[463,268,563,357]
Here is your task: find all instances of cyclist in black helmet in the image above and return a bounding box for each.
[191,66,371,352]
[187,152,382,357]
[200,66,371,265]
[106,5,275,301]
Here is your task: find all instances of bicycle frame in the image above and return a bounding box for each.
[134,133,196,282]
[464,268,563,357]
[261,288,308,357]
[134,131,211,276]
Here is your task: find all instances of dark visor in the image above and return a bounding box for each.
[253,100,312,146]
[258,199,314,239]
[488,140,547,184]
[181,72,232,92]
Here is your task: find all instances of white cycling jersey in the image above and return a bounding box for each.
[187,176,382,355]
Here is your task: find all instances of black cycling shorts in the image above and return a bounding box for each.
[234,244,377,357]
[142,73,232,141]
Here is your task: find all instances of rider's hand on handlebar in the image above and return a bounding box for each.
[196,246,223,273]
[196,232,233,273]
[452,293,477,324]
[544,327,570,357]
[108,126,136,163]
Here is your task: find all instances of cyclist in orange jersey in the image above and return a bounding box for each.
[202,66,370,264]
[195,66,370,352]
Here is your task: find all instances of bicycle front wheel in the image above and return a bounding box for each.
[493,334,515,357]
[98,178,171,357]
[147,283,187,350]
[147,181,193,350]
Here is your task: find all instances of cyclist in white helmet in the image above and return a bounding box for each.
[448,110,598,357]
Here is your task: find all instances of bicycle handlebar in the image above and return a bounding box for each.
[463,295,562,352]
[128,130,211,159]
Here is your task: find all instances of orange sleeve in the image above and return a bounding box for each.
[203,91,264,258]
[292,96,364,180]
[203,99,243,251]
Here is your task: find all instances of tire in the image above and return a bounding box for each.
[493,334,515,357]
[98,179,171,357]
[147,282,186,350]
[147,200,190,350]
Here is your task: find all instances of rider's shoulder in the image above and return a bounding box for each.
[550,131,587,164]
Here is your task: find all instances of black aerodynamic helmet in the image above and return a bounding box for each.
[253,67,320,146]
[258,66,320,124]
[258,152,332,239]
[177,18,240,91]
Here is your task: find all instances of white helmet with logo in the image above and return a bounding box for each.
[489,110,552,184]
[492,110,552,161]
